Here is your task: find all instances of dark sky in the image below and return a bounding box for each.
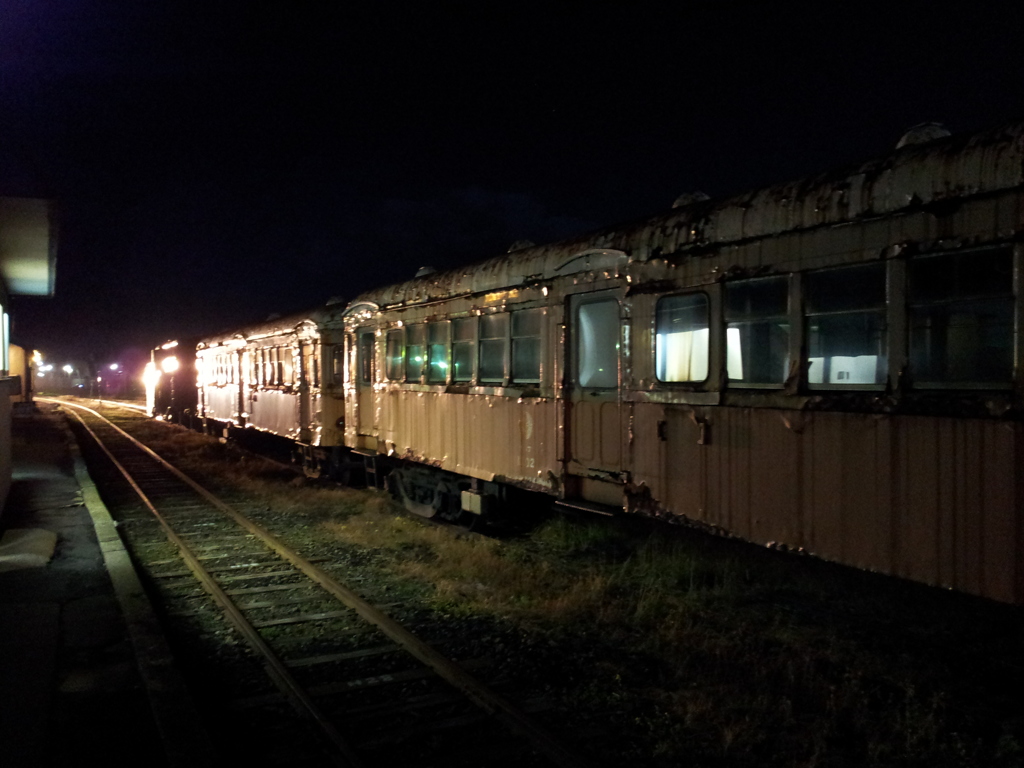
[3,2,1024,371]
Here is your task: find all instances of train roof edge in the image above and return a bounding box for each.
[348,120,1024,311]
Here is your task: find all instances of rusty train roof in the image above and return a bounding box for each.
[196,304,336,349]
[349,121,1024,312]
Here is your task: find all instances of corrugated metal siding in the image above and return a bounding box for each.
[249,389,299,438]
[378,389,558,490]
[203,386,237,423]
[633,405,1020,603]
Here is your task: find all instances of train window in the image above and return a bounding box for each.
[452,318,476,382]
[578,299,620,388]
[479,313,509,383]
[655,294,708,383]
[909,249,1014,384]
[405,324,426,382]
[385,330,403,380]
[806,264,886,385]
[284,347,294,385]
[271,348,280,385]
[511,308,542,384]
[331,348,344,382]
[427,322,450,383]
[358,332,374,384]
[725,277,789,385]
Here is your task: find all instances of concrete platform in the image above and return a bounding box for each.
[0,403,211,768]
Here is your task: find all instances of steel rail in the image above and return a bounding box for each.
[58,400,364,768]
[58,397,591,768]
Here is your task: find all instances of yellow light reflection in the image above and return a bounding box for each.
[143,362,160,389]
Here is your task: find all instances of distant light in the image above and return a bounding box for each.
[160,356,179,374]
[39,364,53,372]
[97,376,102,382]
[109,363,119,371]
[160,341,179,350]
[37,372,44,378]
[143,362,160,388]
[62,365,73,374]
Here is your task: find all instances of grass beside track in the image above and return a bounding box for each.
[125,417,1024,768]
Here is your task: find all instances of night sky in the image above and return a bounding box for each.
[3,2,1024,375]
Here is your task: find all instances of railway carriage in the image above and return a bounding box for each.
[194,306,349,475]
[343,122,1024,604]
[145,337,200,426]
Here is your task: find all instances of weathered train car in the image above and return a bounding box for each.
[343,122,1024,604]
[145,338,200,426]
[195,306,348,474]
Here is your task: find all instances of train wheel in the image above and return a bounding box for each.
[388,467,441,519]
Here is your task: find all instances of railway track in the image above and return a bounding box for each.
[54,399,590,768]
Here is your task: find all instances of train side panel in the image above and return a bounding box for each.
[631,406,1021,603]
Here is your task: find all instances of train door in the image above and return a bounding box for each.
[565,291,626,506]
[354,327,378,448]
[296,341,314,442]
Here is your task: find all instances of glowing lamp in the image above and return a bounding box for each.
[62,365,73,374]
[143,362,160,388]
[160,356,179,374]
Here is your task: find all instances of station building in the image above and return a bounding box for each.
[0,197,57,513]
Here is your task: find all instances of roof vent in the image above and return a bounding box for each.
[896,122,951,149]
[672,191,710,208]
[415,266,437,278]
[507,239,535,253]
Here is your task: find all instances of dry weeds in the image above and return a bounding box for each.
[110,416,1024,767]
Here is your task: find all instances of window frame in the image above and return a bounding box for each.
[654,291,711,386]
[511,307,544,385]
[804,263,889,391]
[724,276,791,389]
[384,329,404,382]
[451,316,477,384]
[404,323,426,383]
[478,311,510,385]
[427,320,451,385]
[907,247,1015,390]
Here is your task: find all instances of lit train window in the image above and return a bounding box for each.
[511,308,542,384]
[806,263,886,386]
[385,330,403,380]
[655,294,708,383]
[451,318,475,382]
[406,324,426,382]
[427,322,450,384]
[479,313,509,384]
[909,249,1013,385]
[358,332,374,384]
[282,347,293,385]
[725,277,789,385]
[577,299,619,388]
